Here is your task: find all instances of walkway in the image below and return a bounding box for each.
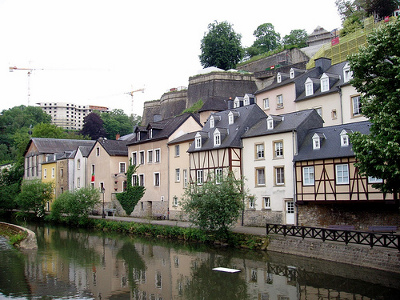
[92,215,267,236]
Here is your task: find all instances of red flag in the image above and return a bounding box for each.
[331,37,339,46]
[91,173,95,182]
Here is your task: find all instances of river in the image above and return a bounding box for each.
[0,221,399,299]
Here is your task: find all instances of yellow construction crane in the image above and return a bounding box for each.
[9,66,44,106]
[125,87,144,115]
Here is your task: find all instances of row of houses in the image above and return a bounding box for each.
[24,58,399,229]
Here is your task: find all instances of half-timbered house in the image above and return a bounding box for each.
[294,121,399,229]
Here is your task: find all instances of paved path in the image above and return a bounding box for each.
[92,215,267,236]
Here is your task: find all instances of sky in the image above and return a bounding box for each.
[0,0,342,117]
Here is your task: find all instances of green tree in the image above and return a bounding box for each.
[181,171,245,238]
[282,29,308,48]
[101,109,138,140]
[50,187,100,223]
[0,163,23,211]
[80,112,106,140]
[16,180,54,217]
[32,123,68,139]
[348,18,400,195]
[251,23,281,54]
[116,163,145,215]
[199,21,243,70]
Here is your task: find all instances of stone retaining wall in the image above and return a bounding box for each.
[267,234,400,273]
[0,222,37,250]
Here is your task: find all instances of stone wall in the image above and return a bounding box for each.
[267,234,400,273]
[159,90,188,120]
[297,202,400,230]
[141,100,161,126]
[242,209,283,227]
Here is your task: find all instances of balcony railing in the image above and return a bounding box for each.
[266,224,400,251]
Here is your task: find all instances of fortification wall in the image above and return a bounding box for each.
[141,100,161,126]
[159,90,188,120]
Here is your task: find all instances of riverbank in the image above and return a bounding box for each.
[0,222,37,249]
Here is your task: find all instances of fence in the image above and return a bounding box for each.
[266,224,400,251]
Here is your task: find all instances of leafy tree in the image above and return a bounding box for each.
[251,23,281,54]
[16,180,54,217]
[80,112,106,140]
[181,171,245,238]
[101,109,138,140]
[116,163,145,215]
[199,21,243,70]
[32,123,68,139]
[282,29,308,48]
[340,14,364,36]
[0,163,23,211]
[348,18,400,196]
[50,187,100,223]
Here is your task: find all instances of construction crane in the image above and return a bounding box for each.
[9,66,44,106]
[125,87,144,115]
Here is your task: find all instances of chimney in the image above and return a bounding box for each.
[315,57,332,72]
[227,97,233,110]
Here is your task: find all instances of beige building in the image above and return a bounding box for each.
[36,102,108,130]
[86,138,129,215]
[127,113,202,218]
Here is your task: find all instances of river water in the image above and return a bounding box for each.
[0,221,399,300]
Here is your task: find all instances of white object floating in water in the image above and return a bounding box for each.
[212,267,241,273]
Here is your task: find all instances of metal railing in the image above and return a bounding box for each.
[266,224,400,251]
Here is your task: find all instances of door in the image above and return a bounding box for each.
[286,201,295,225]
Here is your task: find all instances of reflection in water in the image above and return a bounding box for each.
[0,221,399,299]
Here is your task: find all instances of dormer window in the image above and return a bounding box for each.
[340,130,349,147]
[210,116,215,128]
[277,73,282,83]
[305,78,313,96]
[320,73,329,92]
[267,116,274,130]
[290,68,295,79]
[195,132,202,149]
[343,62,353,83]
[228,111,237,124]
[233,97,240,108]
[213,129,221,146]
[243,96,250,106]
[312,133,324,150]
[136,132,141,141]
[149,128,153,139]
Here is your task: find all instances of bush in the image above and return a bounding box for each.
[16,180,53,218]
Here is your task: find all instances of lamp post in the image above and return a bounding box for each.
[101,187,105,218]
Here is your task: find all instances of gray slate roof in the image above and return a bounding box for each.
[294,121,371,162]
[97,138,129,156]
[188,104,267,152]
[24,138,96,156]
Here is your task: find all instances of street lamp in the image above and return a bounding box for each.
[101,187,106,218]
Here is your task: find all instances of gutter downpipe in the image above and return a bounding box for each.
[338,86,344,125]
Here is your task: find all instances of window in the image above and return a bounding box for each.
[195,133,202,149]
[340,130,349,147]
[256,143,264,159]
[248,197,255,209]
[132,174,138,186]
[154,173,160,186]
[215,168,223,184]
[312,133,321,150]
[96,147,100,156]
[352,95,362,116]
[277,73,282,83]
[290,68,295,79]
[305,78,313,96]
[139,174,144,186]
[320,74,329,92]
[197,170,203,185]
[368,176,383,183]
[343,62,353,83]
[149,128,153,139]
[276,95,283,108]
[263,197,271,209]
[120,162,126,173]
[336,164,349,184]
[263,98,270,109]
[175,145,180,157]
[77,177,81,188]
[274,141,283,158]
[267,116,274,130]
[44,168,47,179]
[256,168,265,186]
[77,159,81,170]
[60,168,64,178]
[175,168,180,182]
[275,167,285,185]
[148,150,153,163]
[228,111,234,124]
[132,152,137,165]
[315,107,322,117]
[52,167,55,178]
[140,151,145,165]
[210,116,215,128]
[214,129,221,146]
[173,196,178,207]
[155,149,160,162]
[303,166,315,185]
[183,169,188,187]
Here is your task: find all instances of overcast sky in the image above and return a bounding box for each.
[0,0,342,116]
